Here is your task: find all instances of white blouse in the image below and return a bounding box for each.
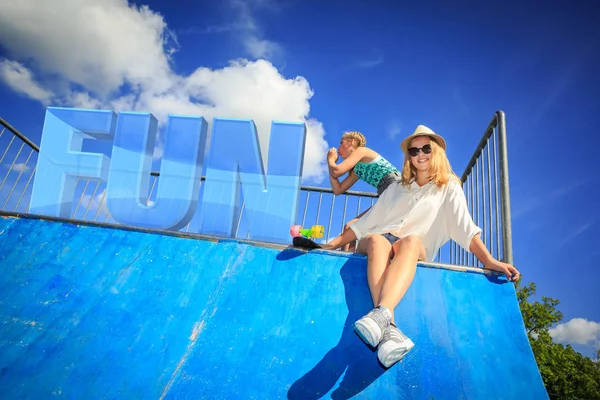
[349,177,482,262]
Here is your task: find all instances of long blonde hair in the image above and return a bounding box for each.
[400,136,459,187]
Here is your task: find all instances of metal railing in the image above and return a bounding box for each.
[0,118,39,214]
[0,112,513,267]
[443,111,513,266]
[296,185,377,242]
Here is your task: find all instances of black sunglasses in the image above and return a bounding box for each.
[407,144,432,157]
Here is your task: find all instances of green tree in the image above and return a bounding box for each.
[517,281,563,338]
[517,281,600,399]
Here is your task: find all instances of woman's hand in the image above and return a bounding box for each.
[486,260,520,282]
[468,234,520,282]
[327,148,338,163]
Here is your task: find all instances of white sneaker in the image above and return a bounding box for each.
[353,306,392,348]
[377,325,414,368]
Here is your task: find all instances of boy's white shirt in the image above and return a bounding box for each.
[348,177,482,262]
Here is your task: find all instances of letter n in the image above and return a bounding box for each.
[199,118,306,243]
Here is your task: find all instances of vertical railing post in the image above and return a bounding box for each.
[496,111,513,265]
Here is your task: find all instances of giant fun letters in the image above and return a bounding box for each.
[29,107,307,244]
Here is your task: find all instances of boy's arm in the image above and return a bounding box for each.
[329,171,360,195]
[328,147,367,178]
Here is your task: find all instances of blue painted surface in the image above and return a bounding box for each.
[0,215,548,399]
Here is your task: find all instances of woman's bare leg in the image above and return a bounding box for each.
[341,217,360,252]
[377,236,426,313]
[351,235,425,367]
[369,236,425,368]
[341,207,371,252]
[356,235,394,322]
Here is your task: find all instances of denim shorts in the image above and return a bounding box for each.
[376,172,402,195]
[382,232,401,245]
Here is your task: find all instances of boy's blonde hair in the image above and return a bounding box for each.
[400,137,460,187]
[341,131,367,147]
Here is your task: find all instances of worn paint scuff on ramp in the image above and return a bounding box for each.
[0,214,548,399]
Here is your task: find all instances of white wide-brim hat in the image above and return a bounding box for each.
[400,125,447,153]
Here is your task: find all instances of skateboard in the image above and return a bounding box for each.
[290,224,325,249]
[292,236,323,249]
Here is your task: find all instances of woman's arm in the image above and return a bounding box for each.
[329,171,360,195]
[328,147,368,178]
[469,234,520,281]
[444,181,520,281]
[444,180,483,250]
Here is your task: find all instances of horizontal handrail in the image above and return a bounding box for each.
[0,117,40,152]
[300,185,378,198]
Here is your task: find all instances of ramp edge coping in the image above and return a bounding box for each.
[0,211,501,277]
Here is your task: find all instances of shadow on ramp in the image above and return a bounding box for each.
[287,260,388,399]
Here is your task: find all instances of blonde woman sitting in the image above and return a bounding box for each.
[322,125,520,368]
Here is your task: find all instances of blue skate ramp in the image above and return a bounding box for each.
[0,214,547,399]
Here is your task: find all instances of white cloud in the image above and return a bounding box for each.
[7,163,31,173]
[386,120,403,140]
[78,188,109,218]
[178,0,282,61]
[79,187,158,219]
[179,23,246,35]
[549,318,600,347]
[557,220,595,249]
[230,0,282,60]
[243,36,282,59]
[0,0,327,183]
[351,56,384,69]
[0,60,53,104]
[531,332,539,340]
[0,0,176,98]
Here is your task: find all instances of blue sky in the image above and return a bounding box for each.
[0,0,599,357]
